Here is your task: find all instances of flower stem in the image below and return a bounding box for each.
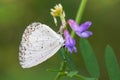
[54,60,67,80]
[71,0,87,37]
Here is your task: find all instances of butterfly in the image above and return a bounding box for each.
[19,22,64,68]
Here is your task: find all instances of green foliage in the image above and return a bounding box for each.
[80,38,100,78]
[105,45,120,80]
[81,77,97,80]
[73,73,98,80]
[67,70,78,78]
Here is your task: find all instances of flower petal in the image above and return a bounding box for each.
[68,19,79,31]
[64,30,71,39]
[76,31,93,38]
[78,21,92,32]
[64,30,77,53]
[68,19,93,38]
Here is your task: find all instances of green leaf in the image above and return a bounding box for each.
[74,74,98,80]
[105,45,120,80]
[67,70,78,78]
[80,38,100,78]
[65,52,76,70]
[83,77,98,80]
[58,48,76,71]
[57,48,65,60]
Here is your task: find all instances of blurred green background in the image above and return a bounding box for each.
[0,0,120,80]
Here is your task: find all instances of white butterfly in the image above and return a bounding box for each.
[19,22,64,68]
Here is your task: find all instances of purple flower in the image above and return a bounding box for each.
[64,30,77,53]
[68,19,93,38]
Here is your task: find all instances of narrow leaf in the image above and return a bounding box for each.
[83,77,98,80]
[67,70,78,78]
[80,38,100,78]
[58,48,76,70]
[57,48,65,60]
[105,45,120,80]
[74,74,98,80]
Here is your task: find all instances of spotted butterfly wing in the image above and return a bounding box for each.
[19,22,64,68]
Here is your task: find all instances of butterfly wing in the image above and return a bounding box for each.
[19,22,64,68]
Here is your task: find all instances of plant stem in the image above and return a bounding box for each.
[55,0,88,79]
[54,49,67,80]
[71,0,87,37]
